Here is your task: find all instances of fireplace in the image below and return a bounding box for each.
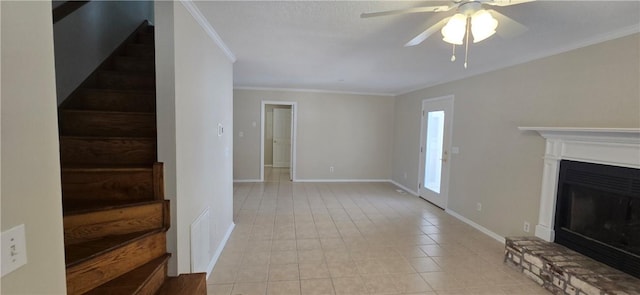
[554,160,640,277]
[518,127,640,277]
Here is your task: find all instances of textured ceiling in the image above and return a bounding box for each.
[196,1,640,95]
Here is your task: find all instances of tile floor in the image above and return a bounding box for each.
[208,168,549,295]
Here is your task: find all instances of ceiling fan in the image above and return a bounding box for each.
[361,0,533,68]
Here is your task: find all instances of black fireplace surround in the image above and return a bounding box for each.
[554,160,640,278]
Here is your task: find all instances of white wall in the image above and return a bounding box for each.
[54,1,153,104]
[392,33,640,239]
[154,0,179,276]
[156,1,235,275]
[234,90,395,181]
[1,1,67,294]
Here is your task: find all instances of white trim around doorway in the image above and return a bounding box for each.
[260,100,298,182]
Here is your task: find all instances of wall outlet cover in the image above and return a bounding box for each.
[1,224,27,277]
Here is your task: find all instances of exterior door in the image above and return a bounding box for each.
[272,108,291,168]
[418,96,454,209]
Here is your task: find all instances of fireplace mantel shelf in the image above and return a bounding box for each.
[518,127,640,144]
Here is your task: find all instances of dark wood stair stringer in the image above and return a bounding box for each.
[58,21,206,294]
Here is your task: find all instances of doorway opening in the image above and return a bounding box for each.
[418,95,454,209]
[261,101,297,182]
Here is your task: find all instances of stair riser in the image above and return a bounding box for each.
[59,112,156,137]
[98,72,155,90]
[136,33,154,45]
[70,90,155,113]
[62,169,154,202]
[60,138,156,165]
[64,201,166,245]
[113,57,155,72]
[125,44,155,58]
[66,232,166,295]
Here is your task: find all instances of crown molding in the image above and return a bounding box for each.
[234,86,394,97]
[179,0,236,63]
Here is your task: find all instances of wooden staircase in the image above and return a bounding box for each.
[58,22,206,295]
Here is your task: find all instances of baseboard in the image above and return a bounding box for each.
[297,179,389,183]
[233,179,261,183]
[445,209,505,244]
[264,164,273,167]
[206,222,236,278]
[388,180,419,196]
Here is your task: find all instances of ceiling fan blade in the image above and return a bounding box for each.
[484,0,535,7]
[361,5,454,18]
[489,9,528,38]
[404,17,451,47]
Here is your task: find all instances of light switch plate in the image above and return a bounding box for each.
[1,224,27,277]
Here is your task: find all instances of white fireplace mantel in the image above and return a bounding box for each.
[519,127,640,242]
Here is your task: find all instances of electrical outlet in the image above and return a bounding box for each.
[403,172,408,179]
[476,203,482,212]
[329,166,334,173]
[1,224,27,277]
[523,222,530,233]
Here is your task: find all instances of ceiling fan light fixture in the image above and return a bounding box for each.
[470,9,498,43]
[441,13,467,45]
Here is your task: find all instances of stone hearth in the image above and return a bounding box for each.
[504,237,640,295]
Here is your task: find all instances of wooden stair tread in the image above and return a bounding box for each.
[83,254,170,295]
[63,199,164,216]
[156,273,207,295]
[65,229,161,267]
[62,164,153,171]
[60,109,155,116]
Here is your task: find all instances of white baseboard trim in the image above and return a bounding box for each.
[264,164,273,167]
[445,209,505,244]
[233,179,261,183]
[388,180,419,196]
[206,222,236,278]
[297,179,389,183]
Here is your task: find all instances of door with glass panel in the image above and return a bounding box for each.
[418,96,453,209]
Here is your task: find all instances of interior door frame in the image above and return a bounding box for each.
[417,95,454,209]
[260,100,297,182]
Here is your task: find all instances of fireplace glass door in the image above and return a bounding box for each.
[554,160,640,277]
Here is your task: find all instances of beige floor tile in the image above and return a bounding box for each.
[393,273,433,293]
[354,259,388,275]
[361,274,399,294]
[269,264,300,281]
[323,250,352,263]
[243,251,271,266]
[299,263,331,280]
[232,282,267,295]
[236,264,269,282]
[207,283,233,295]
[297,239,323,250]
[408,257,441,273]
[300,278,335,295]
[267,280,301,295]
[271,250,299,265]
[209,265,238,284]
[272,240,297,251]
[327,261,360,278]
[298,249,325,264]
[331,276,368,295]
[229,170,550,295]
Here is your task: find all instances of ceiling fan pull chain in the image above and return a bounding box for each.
[451,44,456,62]
[464,16,470,69]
